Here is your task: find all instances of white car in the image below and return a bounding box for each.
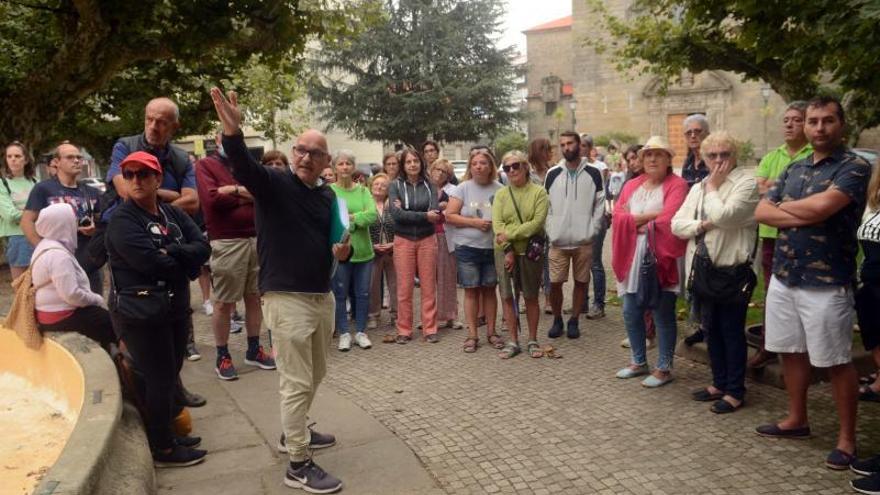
[451,160,468,180]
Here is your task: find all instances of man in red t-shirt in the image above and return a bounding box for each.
[196,133,275,380]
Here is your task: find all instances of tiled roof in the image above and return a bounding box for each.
[523,16,573,34]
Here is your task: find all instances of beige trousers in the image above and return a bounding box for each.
[263,291,334,462]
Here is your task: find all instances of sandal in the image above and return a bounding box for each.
[527,341,544,358]
[395,335,412,345]
[463,337,479,353]
[486,333,505,349]
[859,372,879,385]
[859,385,880,403]
[499,341,521,359]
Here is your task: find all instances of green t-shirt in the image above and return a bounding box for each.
[756,143,813,239]
[0,176,36,237]
[330,183,377,263]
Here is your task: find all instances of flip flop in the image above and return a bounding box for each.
[527,341,544,358]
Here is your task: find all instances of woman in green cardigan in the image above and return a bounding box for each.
[0,141,37,279]
[492,151,549,359]
[330,150,378,352]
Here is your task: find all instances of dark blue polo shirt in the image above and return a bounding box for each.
[768,147,870,287]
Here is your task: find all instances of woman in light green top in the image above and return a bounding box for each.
[492,151,549,359]
[0,142,37,278]
[330,150,378,351]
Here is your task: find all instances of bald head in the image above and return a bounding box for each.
[292,129,330,186]
[144,97,180,147]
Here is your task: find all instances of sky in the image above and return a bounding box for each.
[498,0,572,54]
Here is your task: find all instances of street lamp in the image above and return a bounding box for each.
[761,84,771,156]
[569,99,577,131]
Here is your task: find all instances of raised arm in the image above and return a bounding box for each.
[211,87,273,197]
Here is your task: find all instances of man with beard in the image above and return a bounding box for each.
[543,131,605,340]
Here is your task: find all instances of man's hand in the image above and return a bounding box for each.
[157,188,182,203]
[210,87,242,135]
[77,224,96,237]
[217,185,237,195]
[332,239,352,261]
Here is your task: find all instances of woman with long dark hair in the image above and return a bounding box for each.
[0,141,37,279]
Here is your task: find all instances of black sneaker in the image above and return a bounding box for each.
[684,328,705,346]
[175,435,202,448]
[547,317,564,339]
[852,472,880,495]
[186,342,201,361]
[153,445,207,468]
[284,459,343,493]
[175,379,207,408]
[278,427,337,453]
[566,318,580,339]
[853,455,880,476]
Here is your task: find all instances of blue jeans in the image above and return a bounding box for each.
[621,291,677,371]
[332,260,373,334]
[588,220,607,310]
[701,298,749,400]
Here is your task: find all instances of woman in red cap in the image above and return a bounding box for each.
[105,151,211,467]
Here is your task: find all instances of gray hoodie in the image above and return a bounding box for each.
[388,176,438,241]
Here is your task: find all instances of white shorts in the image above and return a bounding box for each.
[764,275,854,367]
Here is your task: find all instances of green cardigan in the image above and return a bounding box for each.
[492,182,549,254]
[0,176,35,237]
[330,183,378,263]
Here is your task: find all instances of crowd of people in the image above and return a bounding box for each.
[3,89,880,494]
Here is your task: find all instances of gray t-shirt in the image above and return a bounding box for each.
[450,179,502,249]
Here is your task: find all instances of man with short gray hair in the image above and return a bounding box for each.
[681,114,710,188]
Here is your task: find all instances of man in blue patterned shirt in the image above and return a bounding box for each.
[754,96,870,470]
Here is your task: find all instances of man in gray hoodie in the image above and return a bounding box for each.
[543,131,605,339]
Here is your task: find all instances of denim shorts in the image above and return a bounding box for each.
[454,245,497,288]
[5,235,34,267]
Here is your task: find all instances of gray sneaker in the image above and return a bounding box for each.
[586,306,605,320]
[284,460,342,493]
[277,426,337,453]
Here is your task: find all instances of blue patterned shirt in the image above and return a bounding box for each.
[767,147,870,287]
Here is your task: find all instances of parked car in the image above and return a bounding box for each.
[451,160,468,180]
[854,148,879,168]
[78,177,106,193]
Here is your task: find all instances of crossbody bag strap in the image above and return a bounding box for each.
[508,187,524,225]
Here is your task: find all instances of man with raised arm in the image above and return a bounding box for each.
[211,87,350,494]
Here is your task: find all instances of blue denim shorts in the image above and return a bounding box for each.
[5,235,33,267]
[454,245,497,288]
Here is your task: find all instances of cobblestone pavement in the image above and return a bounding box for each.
[310,294,878,495]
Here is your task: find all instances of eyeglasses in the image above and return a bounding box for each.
[706,151,732,161]
[61,154,83,161]
[293,146,328,160]
[122,169,157,180]
[502,162,526,173]
[684,129,704,137]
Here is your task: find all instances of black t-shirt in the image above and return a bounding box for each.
[25,177,99,267]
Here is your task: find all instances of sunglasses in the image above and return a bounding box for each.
[501,162,526,173]
[122,169,158,180]
[706,151,732,161]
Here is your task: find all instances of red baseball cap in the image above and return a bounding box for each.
[120,151,163,175]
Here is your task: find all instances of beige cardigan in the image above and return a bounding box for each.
[671,166,760,282]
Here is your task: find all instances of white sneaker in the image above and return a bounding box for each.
[620,337,631,348]
[202,300,214,316]
[337,333,352,352]
[354,332,372,349]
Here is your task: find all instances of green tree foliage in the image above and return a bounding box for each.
[308,0,521,148]
[493,130,527,159]
[587,0,880,144]
[0,0,366,156]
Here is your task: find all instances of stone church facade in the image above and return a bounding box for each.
[524,1,878,166]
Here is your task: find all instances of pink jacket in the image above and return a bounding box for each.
[611,173,689,289]
[32,203,104,312]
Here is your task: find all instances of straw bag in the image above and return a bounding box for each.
[3,247,64,348]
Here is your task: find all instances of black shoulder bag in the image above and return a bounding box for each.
[507,186,545,262]
[689,188,758,305]
[636,222,662,309]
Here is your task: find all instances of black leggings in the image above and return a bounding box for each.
[112,312,188,451]
[39,305,117,352]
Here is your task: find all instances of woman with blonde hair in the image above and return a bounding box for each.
[430,159,463,330]
[446,148,503,352]
[492,151,549,358]
[330,150,377,351]
[672,131,759,412]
